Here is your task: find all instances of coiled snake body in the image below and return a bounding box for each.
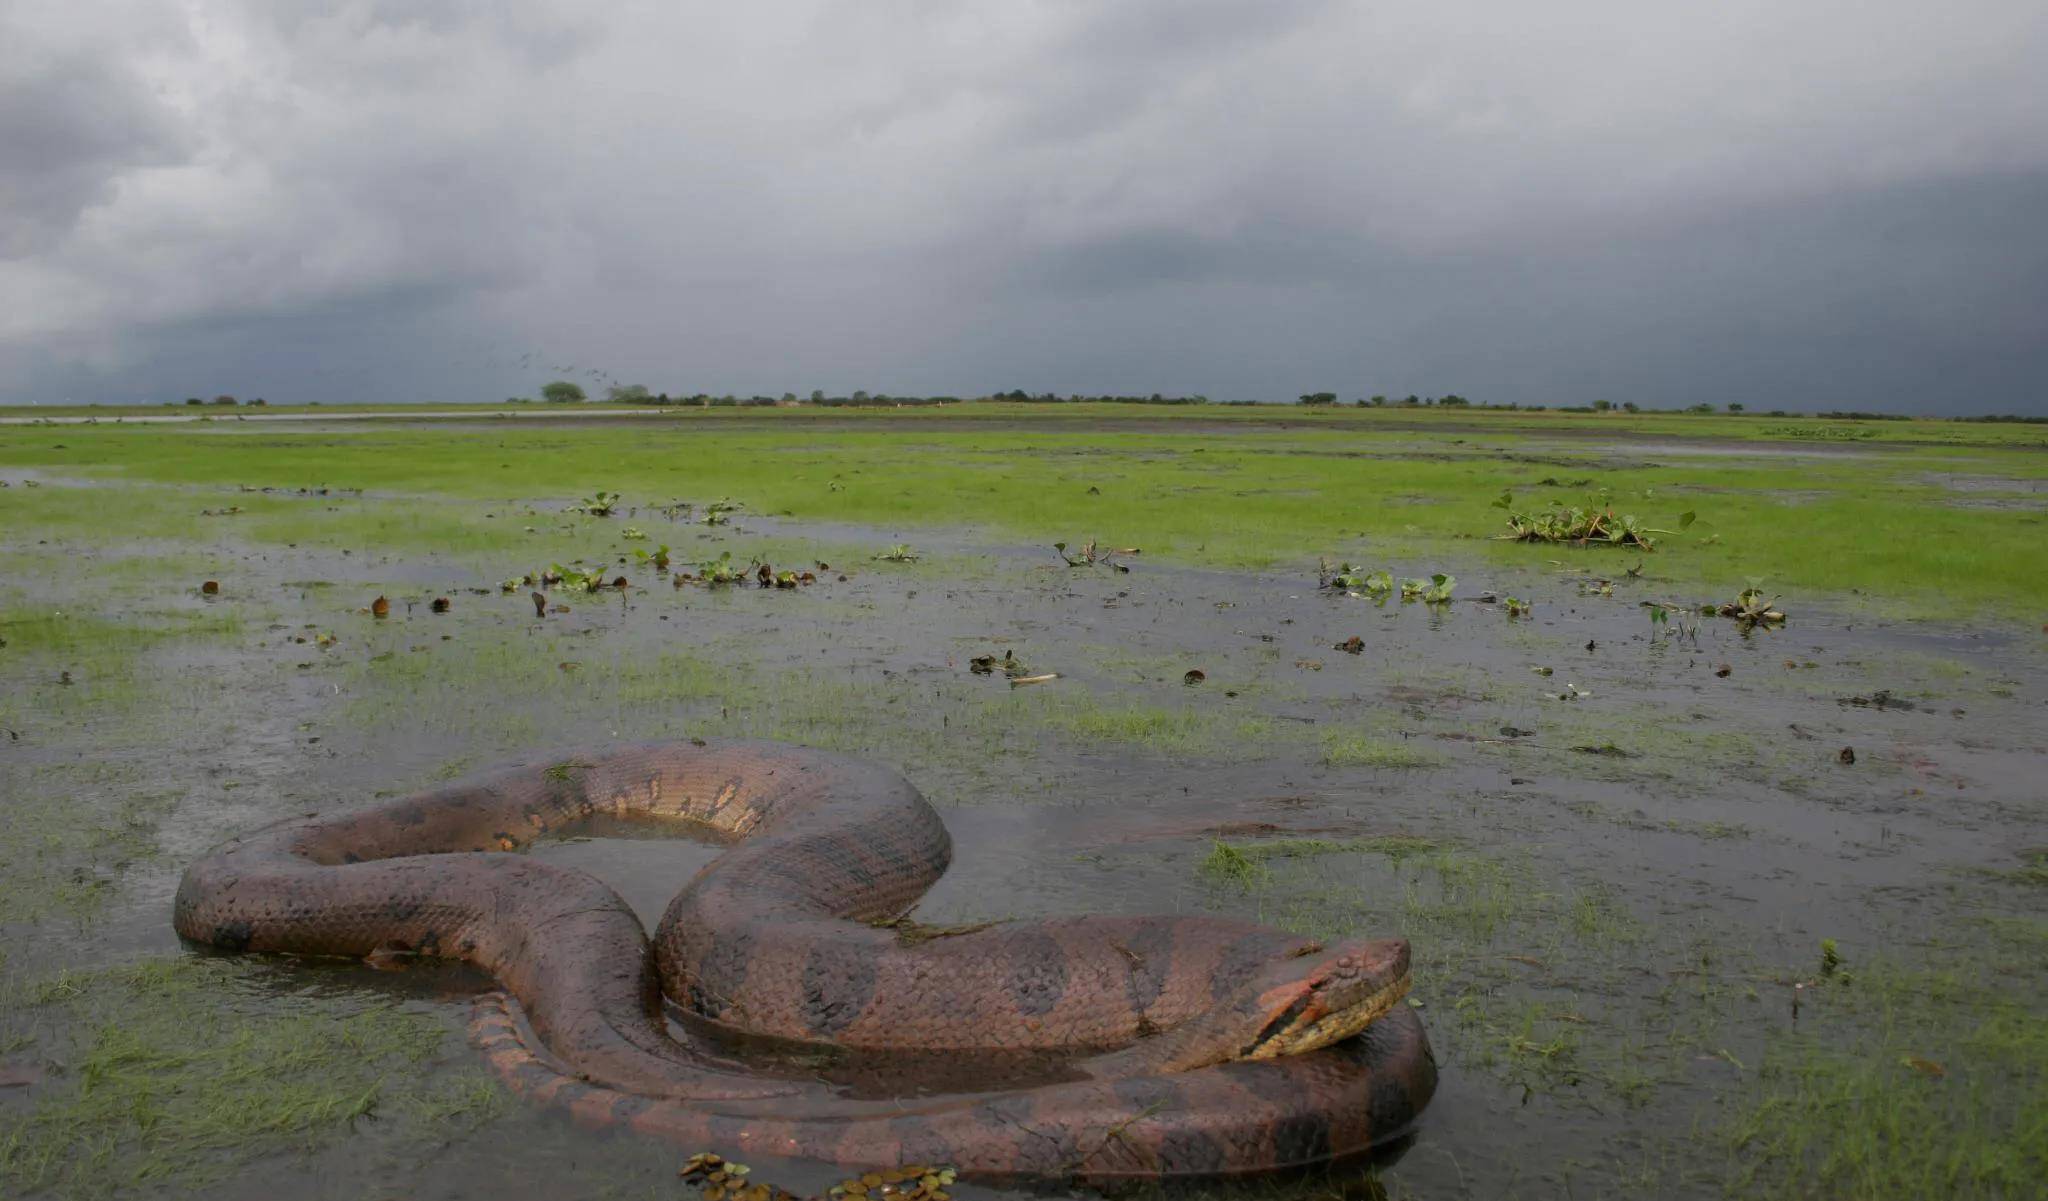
[175,740,1435,1180]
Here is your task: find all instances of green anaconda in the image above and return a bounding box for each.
[174,740,1435,1181]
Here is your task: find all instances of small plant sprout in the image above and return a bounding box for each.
[700,500,740,526]
[568,490,621,516]
[631,544,672,571]
[1820,938,1844,978]
[1649,602,1701,647]
[1503,596,1531,618]
[620,526,647,541]
[874,544,920,562]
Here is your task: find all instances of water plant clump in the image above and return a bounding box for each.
[1318,559,1393,596]
[1053,539,1138,572]
[675,551,752,586]
[968,648,1026,677]
[1399,573,1456,604]
[1494,489,1693,550]
[670,551,817,588]
[874,544,920,562]
[567,490,621,516]
[548,561,626,593]
[1712,579,1787,627]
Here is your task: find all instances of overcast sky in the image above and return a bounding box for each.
[4,1,2045,412]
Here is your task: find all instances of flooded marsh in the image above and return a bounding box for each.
[1,408,2043,1199]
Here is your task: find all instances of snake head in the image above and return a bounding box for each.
[1240,937,1411,1060]
[1075,936,1413,1080]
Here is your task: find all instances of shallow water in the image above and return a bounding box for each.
[1,481,2043,1200]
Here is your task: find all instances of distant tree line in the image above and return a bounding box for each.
[494,379,2035,422]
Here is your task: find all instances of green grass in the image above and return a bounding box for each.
[1032,695,1276,756]
[1724,959,2047,1198]
[0,958,502,1197]
[1319,730,1447,770]
[5,407,2045,619]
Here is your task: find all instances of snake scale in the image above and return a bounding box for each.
[174,739,1436,1181]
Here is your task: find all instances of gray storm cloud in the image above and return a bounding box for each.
[2,0,2044,410]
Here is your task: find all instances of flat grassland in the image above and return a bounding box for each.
[1,404,2043,1199]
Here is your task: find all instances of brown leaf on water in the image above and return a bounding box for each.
[1335,636,1364,654]
[558,661,581,672]
[370,595,390,618]
[1183,669,1206,685]
[1903,1055,1945,1078]
[0,1061,43,1088]
[430,596,450,613]
[200,580,219,595]
[1714,663,1732,677]
[1838,746,1856,765]
[611,576,628,589]
[1295,658,1324,670]
[756,563,773,586]
[531,591,547,617]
